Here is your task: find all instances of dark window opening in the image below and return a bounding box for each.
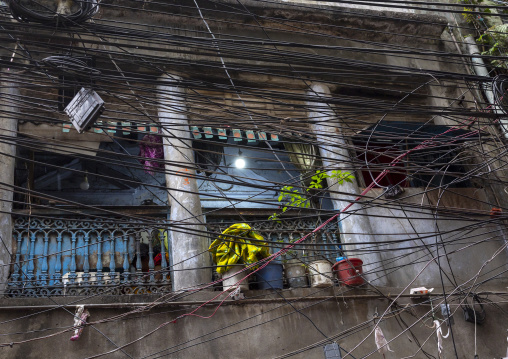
[354,122,473,189]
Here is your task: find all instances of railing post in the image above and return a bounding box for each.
[109,234,116,283]
[135,233,143,283]
[331,231,341,259]
[277,232,285,262]
[148,231,155,284]
[288,233,296,261]
[54,233,63,286]
[160,230,168,285]
[10,233,22,286]
[122,233,130,284]
[69,232,77,284]
[96,233,103,286]
[39,232,49,286]
[26,232,36,287]
[82,232,90,285]
[320,231,328,262]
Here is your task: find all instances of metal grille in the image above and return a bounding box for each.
[206,217,341,263]
[8,216,171,297]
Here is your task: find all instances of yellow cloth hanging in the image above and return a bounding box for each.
[158,229,169,252]
[208,223,270,274]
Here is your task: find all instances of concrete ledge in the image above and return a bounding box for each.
[1,285,507,309]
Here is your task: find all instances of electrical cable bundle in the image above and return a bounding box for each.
[2,1,508,357]
[39,55,101,77]
[462,294,487,325]
[492,74,508,115]
[8,0,99,26]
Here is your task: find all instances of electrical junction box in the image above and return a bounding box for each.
[64,87,104,133]
[324,343,342,359]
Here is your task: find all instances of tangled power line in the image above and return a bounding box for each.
[1,0,508,357]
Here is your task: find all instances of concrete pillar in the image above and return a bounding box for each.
[157,74,211,291]
[0,72,18,294]
[307,83,387,285]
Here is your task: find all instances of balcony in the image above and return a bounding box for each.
[7,212,341,297]
[206,215,341,264]
[8,215,170,297]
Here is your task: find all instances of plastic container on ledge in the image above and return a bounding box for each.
[332,258,364,286]
[309,260,334,288]
[256,263,284,290]
[285,260,308,288]
[222,266,249,291]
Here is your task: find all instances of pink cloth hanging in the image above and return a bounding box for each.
[139,134,164,174]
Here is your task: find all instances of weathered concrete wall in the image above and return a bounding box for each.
[0,288,506,358]
[0,0,448,87]
[363,188,508,288]
[0,72,17,295]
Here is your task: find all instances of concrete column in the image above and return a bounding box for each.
[0,72,18,294]
[157,74,211,291]
[307,83,387,285]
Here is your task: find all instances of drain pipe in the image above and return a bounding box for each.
[464,36,508,139]
[464,36,508,256]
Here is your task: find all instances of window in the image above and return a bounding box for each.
[354,122,472,189]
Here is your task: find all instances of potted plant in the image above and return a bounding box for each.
[277,239,308,289]
[269,169,354,288]
[284,259,308,288]
[255,260,284,290]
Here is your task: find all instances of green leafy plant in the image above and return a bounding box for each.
[462,7,478,23]
[276,238,297,263]
[460,0,508,71]
[269,169,354,221]
[476,25,508,70]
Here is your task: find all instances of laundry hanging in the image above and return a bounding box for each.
[70,305,90,341]
[375,326,394,357]
[139,133,164,174]
[432,319,449,357]
[208,223,270,274]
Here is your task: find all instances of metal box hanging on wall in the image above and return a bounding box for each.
[65,87,104,133]
[324,343,342,359]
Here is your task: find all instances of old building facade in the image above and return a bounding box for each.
[0,0,507,357]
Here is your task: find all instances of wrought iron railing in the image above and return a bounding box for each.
[206,217,341,263]
[7,215,340,296]
[8,216,171,297]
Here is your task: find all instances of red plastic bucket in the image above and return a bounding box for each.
[332,258,364,286]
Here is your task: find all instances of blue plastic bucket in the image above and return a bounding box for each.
[256,263,284,290]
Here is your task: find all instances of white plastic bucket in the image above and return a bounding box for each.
[222,266,249,291]
[309,260,334,288]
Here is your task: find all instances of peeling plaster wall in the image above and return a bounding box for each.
[0,73,18,294]
[364,188,508,288]
[0,289,506,358]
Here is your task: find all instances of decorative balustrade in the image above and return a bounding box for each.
[7,215,340,296]
[206,217,341,263]
[8,216,171,297]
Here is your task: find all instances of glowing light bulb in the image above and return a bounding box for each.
[235,158,246,169]
[80,175,90,190]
